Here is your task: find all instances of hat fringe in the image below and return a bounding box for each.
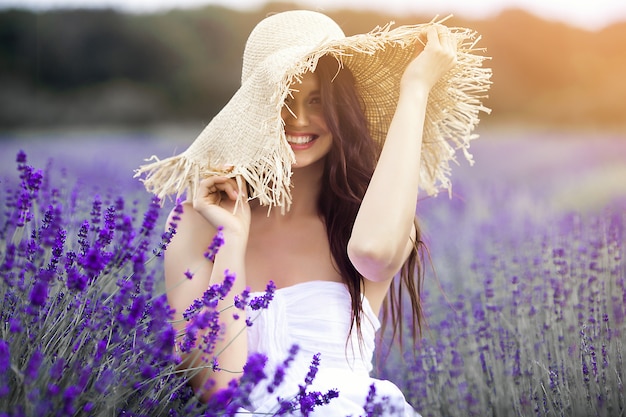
[135,138,295,210]
[422,28,492,197]
[134,154,199,204]
[240,136,294,213]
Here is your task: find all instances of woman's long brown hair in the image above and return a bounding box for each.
[314,55,426,349]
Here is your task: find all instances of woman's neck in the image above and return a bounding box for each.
[264,159,325,221]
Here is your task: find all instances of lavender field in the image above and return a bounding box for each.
[1,127,625,416]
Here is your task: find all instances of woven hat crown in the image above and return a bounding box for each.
[241,11,345,84]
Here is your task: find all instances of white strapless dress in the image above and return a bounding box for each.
[238,280,420,416]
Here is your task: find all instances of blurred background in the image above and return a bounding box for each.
[1,0,625,131]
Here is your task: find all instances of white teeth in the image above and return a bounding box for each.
[286,135,315,145]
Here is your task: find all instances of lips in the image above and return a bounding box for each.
[286,134,318,145]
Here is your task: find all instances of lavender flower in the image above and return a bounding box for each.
[268,344,299,394]
[249,280,276,311]
[303,352,321,386]
[204,225,225,262]
[25,349,44,383]
[234,288,251,310]
[272,352,339,416]
[140,196,161,236]
[0,340,9,373]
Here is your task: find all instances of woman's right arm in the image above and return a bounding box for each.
[164,176,250,401]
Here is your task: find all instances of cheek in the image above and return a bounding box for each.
[310,114,330,132]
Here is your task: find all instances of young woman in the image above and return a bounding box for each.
[137,9,490,416]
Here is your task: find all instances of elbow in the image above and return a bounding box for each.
[347,238,402,282]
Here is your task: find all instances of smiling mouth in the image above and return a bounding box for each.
[286,134,318,145]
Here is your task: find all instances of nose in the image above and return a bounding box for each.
[282,100,309,127]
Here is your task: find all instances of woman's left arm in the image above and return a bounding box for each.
[348,25,457,282]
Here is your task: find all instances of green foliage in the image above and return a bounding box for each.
[0,4,625,128]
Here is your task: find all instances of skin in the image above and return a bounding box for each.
[163,24,457,400]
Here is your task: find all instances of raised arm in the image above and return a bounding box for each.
[164,176,250,401]
[348,25,457,282]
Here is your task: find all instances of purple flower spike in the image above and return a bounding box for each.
[249,281,276,311]
[25,349,44,383]
[204,226,225,262]
[170,198,184,227]
[218,270,236,298]
[66,267,88,292]
[50,358,66,380]
[0,340,9,373]
[140,196,161,236]
[155,225,177,256]
[16,149,27,164]
[62,385,80,415]
[268,344,299,394]
[241,352,268,385]
[363,384,378,417]
[29,281,49,307]
[304,353,321,386]
[9,317,23,333]
[234,288,251,310]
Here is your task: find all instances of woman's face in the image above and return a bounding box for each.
[281,71,333,169]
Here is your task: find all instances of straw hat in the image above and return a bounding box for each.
[135,10,491,210]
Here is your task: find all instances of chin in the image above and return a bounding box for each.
[292,155,328,170]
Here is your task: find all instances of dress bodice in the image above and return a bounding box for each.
[246,280,380,374]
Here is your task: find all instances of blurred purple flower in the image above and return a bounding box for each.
[66,267,88,292]
[303,353,321,386]
[25,349,44,383]
[28,281,49,307]
[8,317,22,333]
[268,344,299,394]
[0,340,9,374]
[140,196,161,236]
[204,226,225,262]
[234,288,251,310]
[62,385,80,415]
[249,280,276,311]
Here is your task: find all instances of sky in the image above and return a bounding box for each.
[1,0,625,31]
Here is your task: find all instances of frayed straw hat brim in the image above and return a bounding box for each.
[135,11,492,210]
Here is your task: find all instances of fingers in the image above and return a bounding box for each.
[196,176,243,203]
[191,175,251,235]
[441,27,457,55]
[402,23,458,90]
[426,25,441,47]
[425,24,458,72]
[414,24,455,59]
[426,24,456,53]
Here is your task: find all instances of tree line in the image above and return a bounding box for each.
[0,3,624,129]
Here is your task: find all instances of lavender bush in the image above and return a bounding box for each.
[0,151,186,416]
[0,151,342,416]
[1,131,625,416]
[388,204,625,416]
